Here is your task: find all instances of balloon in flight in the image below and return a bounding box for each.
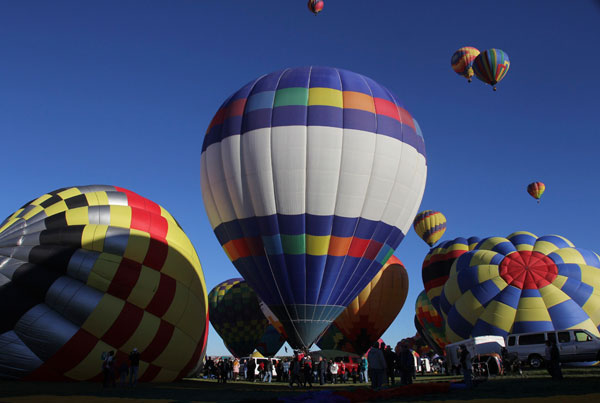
[413,210,447,247]
[308,0,324,15]
[201,66,427,348]
[451,47,480,83]
[440,232,600,343]
[0,185,208,381]
[472,48,510,91]
[527,182,545,204]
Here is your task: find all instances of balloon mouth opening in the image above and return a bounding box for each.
[499,251,558,290]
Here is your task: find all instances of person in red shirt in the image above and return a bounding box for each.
[339,362,346,384]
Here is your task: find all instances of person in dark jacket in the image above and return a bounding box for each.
[384,345,396,385]
[302,357,313,388]
[398,344,414,385]
[317,356,327,385]
[248,359,256,382]
[289,352,302,388]
[129,348,140,387]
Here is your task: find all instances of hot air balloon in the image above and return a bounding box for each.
[256,325,286,357]
[316,256,409,355]
[308,0,324,15]
[440,232,600,344]
[415,290,447,353]
[472,48,510,91]
[527,182,545,204]
[208,279,269,358]
[201,66,427,348]
[413,210,446,247]
[451,47,480,83]
[0,185,208,381]
[421,236,480,314]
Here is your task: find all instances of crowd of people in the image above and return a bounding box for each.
[199,341,442,391]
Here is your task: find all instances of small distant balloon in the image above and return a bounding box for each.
[413,210,447,247]
[527,182,545,203]
[451,47,480,83]
[472,48,510,91]
[308,0,324,15]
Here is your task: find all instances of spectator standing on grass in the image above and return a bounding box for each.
[330,360,338,384]
[459,345,472,388]
[368,342,387,390]
[248,359,256,382]
[264,359,273,383]
[361,355,369,383]
[549,340,562,380]
[129,348,140,387]
[233,358,240,381]
[384,345,396,385]
[282,359,290,382]
[102,351,116,388]
[118,361,129,387]
[303,357,313,388]
[398,343,414,385]
[317,356,327,385]
[289,352,302,388]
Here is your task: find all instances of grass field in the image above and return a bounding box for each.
[1,368,599,402]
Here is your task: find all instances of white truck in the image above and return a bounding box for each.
[445,335,506,372]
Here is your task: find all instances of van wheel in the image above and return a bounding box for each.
[528,354,543,369]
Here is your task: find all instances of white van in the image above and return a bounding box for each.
[505,329,600,368]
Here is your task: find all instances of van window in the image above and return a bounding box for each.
[558,332,570,343]
[508,336,516,346]
[547,332,556,343]
[518,333,545,345]
[575,331,592,342]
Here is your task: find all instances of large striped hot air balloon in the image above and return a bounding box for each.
[472,48,510,91]
[527,182,545,204]
[415,290,448,353]
[208,279,269,358]
[0,186,208,381]
[451,47,480,83]
[201,66,427,348]
[440,232,600,343]
[421,236,480,314]
[413,210,447,247]
[317,256,409,355]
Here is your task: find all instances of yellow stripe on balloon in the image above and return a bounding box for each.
[539,285,570,308]
[306,234,331,256]
[479,300,516,333]
[515,297,552,322]
[455,291,484,325]
[308,87,343,108]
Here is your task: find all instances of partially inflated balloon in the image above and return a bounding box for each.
[256,325,285,357]
[421,237,480,314]
[415,290,447,352]
[527,182,545,203]
[413,210,446,247]
[451,47,480,82]
[440,232,600,343]
[0,185,208,381]
[308,0,324,15]
[472,48,510,90]
[208,279,269,358]
[414,316,443,356]
[201,66,427,348]
[317,256,409,355]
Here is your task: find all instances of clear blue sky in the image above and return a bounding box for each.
[1,1,599,356]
